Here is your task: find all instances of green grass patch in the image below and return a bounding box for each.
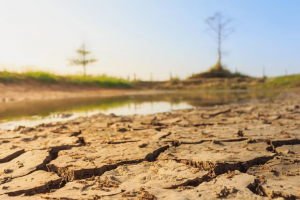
[262,74,300,89]
[24,71,58,83]
[0,71,21,82]
[0,71,132,88]
[65,75,131,88]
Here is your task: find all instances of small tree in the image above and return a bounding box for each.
[69,44,97,76]
[206,12,234,69]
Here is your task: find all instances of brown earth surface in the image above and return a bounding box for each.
[134,77,265,90]
[0,82,137,103]
[0,90,300,199]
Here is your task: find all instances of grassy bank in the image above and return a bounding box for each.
[0,71,131,88]
[261,74,300,89]
[1,70,299,90]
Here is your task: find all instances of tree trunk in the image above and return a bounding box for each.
[83,65,86,76]
[217,22,222,69]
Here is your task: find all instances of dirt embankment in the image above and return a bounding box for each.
[0,90,299,199]
[0,82,137,103]
[134,77,266,90]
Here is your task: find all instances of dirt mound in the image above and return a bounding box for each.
[189,61,248,79]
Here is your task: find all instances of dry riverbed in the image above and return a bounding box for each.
[0,90,300,199]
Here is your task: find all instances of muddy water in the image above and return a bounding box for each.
[0,90,278,129]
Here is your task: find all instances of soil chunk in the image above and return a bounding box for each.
[0,150,51,183]
[181,170,272,199]
[42,160,208,199]
[0,170,61,196]
[276,144,300,155]
[47,142,169,181]
[0,149,25,163]
[248,156,300,199]
[158,141,274,177]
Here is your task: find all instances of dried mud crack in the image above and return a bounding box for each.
[1,90,300,199]
[46,142,169,182]
[158,140,276,179]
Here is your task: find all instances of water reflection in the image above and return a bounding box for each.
[0,90,278,129]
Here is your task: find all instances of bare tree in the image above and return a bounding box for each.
[206,12,234,68]
[69,44,97,76]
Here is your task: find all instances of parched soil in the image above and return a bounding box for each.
[0,90,300,199]
[0,82,136,103]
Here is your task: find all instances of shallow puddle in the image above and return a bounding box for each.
[0,90,278,129]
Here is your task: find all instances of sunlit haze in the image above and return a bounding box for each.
[0,0,300,80]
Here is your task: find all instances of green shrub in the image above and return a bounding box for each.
[25,71,58,83]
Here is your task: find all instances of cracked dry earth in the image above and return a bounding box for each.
[0,91,300,199]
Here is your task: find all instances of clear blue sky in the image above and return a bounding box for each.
[0,0,299,80]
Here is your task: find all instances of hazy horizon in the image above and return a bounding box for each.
[1,0,300,80]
